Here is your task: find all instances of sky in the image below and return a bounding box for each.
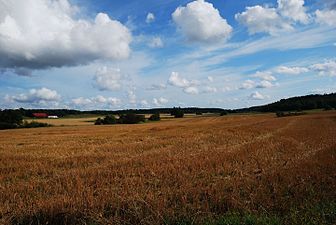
[0,0,336,110]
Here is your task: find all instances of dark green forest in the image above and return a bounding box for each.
[241,93,336,112]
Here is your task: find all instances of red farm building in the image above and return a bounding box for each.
[32,113,48,118]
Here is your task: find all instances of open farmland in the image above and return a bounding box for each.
[0,112,335,225]
[27,114,203,127]
[26,117,100,127]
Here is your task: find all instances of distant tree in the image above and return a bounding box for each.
[0,110,51,129]
[196,112,203,115]
[324,105,333,111]
[0,110,23,125]
[171,108,184,118]
[0,122,18,130]
[0,110,23,129]
[22,121,50,128]
[118,113,145,124]
[103,115,117,124]
[220,111,228,116]
[94,118,103,125]
[95,115,117,125]
[276,111,306,117]
[276,111,285,117]
[149,113,161,121]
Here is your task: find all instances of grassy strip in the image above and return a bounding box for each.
[11,201,335,225]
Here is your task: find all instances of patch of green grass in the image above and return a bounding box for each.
[284,201,336,225]
[11,201,336,225]
[163,213,280,225]
[205,213,281,225]
[169,201,335,225]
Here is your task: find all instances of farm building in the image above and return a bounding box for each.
[32,113,48,118]
[48,115,59,119]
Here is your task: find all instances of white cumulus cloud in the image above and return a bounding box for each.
[172,0,232,43]
[251,71,277,81]
[256,80,275,89]
[183,86,199,95]
[128,90,137,104]
[0,0,132,72]
[93,95,121,105]
[146,12,155,23]
[168,71,200,95]
[6,87,60,103]
[240,80,256,89]
[140,100,149,107]
[147,84,167,91]
[153,97,168,106]
[207,76,214,82]
[72,97,92,106]
[72,95,121,106]
[168,72,191,88]
[310,60,336,76]
[93,67,123,91]
[315,9,336,26]
[203,86,217,93]
[235,5,293,36]
[235,0,309,36]
[275,66,309,75]
[278,0,309,24]
[249,91,266,100]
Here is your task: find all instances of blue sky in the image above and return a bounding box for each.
[0,0,335,110]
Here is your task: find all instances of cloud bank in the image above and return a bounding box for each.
[5,87,60,104]
[93,67,124,91]
[0,0,132,72]
[235,0,309,35]
[71,95,121,109]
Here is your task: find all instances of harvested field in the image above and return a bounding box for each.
[0,112,335,224]
[26,117,100,126]
[27,114,201,127]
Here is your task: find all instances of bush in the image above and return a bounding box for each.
[220,111,228,116]
[276,111,306,117]
[0,109,23,125]
[171,108,184,118]
[0,110,24,130]
[149,113,160,121]
[103,115,117,124]
[23,121,50,128]
[324,105,333,111]
[196,112,203,115]
[95,114,146,125]
[0,122,18,130]
[95,118,103,125]
[118,113,145,124]
[95,115,117,125]
[276,111,285,117]
[0,110,51,129]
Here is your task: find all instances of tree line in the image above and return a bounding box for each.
[17,107,226,118]
[237,93,336,113]
[95,110,183,125]
[0,109,50,130]
[1,93,334,129]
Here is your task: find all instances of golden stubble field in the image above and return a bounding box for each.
[27,114,200,127]
[0,112,335,224]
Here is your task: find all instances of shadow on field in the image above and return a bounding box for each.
[11,212,88,225]
[10,200,336,225]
